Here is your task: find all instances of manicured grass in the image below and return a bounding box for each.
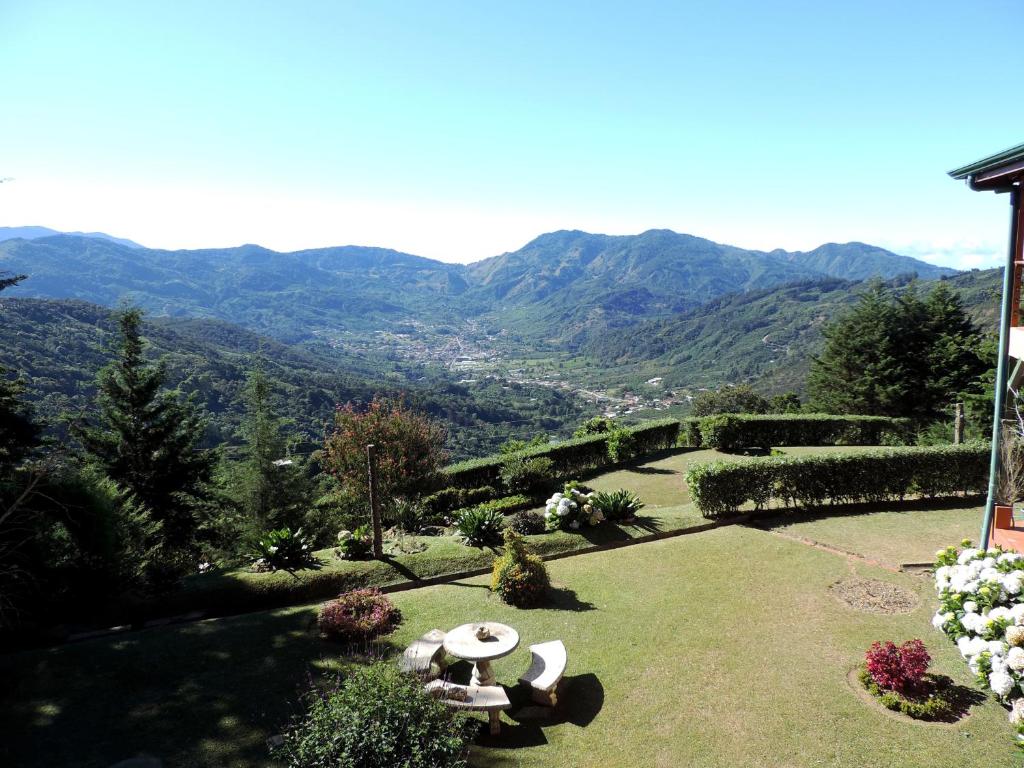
[760,500,984,565]
[2,524,1015,767]
[162,446,875,621]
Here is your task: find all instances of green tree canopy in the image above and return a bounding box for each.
[808,281,986,420]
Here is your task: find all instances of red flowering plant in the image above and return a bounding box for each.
[318,588,402,643]
[865,639,931,694]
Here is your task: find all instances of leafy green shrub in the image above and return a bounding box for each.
[251,527,317,571]
[680,418,702,448]
[336,524,373,560]
[491,529,550,607]
[508,509,546,535]
[499,455,555,494]
[685,442,988,518]
[589,489,644,521]
[574,416,614,436]
[606,427,637,463]
[317,587,401,642]
[857,667,956,721]
[698,413,912,451]
[272,662,471,768]
[454,506,504,547]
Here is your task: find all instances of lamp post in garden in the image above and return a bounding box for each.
[366,443,383,558]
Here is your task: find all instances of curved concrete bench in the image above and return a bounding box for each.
[518,640,567,706]
[424,680,511,735]
[398,628,448,680]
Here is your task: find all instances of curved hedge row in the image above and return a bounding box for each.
[441,418,681,490]
[697,414,911,451]
[685,442,988,519]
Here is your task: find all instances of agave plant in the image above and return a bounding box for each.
[455,506,505,547]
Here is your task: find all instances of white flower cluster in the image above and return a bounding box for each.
[544,486,604,531]
[933,544,1024,734]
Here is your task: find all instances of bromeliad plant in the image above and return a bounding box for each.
[544,482,604,531]
[932,542,1024,740]
[251,527,317,572]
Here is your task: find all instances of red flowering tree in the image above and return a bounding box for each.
[865,639,930,693]
[322,397,447,511]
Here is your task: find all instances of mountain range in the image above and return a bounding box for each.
[0,228,955,347]
[0,226,980,452]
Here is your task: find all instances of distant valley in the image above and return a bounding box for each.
[0,227,988,451]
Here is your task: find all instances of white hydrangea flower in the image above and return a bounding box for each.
[964,601,979,613]
[1008,626,1024,647]
[959,548,981,564]
[1010,698,1024,726]
[1008,647,1024,672]
[991,606,1013,622]
[991,670,1015,697]
[931,612,947,629]
[1005,573,1024,595]
[989,640,1009,657]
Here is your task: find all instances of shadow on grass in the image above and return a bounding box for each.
[1,605,364,768]
[624,466,676,475]
[743,495,985,531]
[532,586,597,613]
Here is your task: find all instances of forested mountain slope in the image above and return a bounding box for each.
[0,298,582,459]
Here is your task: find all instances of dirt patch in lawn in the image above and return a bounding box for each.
[829,577,919,614]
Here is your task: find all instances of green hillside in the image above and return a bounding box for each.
[0,298,583,460]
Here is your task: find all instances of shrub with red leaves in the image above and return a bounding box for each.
[865,639,931,693]
[318,588,402,643]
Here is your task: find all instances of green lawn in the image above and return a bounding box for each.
[166,445,878,621]
[760,501,983,566]
[2,523,1015,768]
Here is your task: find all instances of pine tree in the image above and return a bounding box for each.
[922,281,987,418]
[74,308,215,551]
[238,364,310,530]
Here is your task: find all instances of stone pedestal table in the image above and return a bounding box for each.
[443,622,520,687]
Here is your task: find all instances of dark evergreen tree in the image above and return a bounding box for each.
[74,308,215,551]
[808,280,985,420]
[238,364,311,530]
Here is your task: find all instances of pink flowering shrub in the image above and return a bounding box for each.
[318,588,402,643]
[865,639,930,693]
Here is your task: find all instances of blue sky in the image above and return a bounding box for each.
[1,0,1021,266]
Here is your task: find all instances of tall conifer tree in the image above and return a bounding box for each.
[75,308,214,550]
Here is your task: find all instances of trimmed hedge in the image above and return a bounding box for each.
[440,418,681,491]
[420,485,498,517]
[698,414,912,451]
[679,417,703,448]
[686,442,988,518]
[450,494,535,519]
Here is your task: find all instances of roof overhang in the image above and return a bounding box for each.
[949,142,1024,192]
